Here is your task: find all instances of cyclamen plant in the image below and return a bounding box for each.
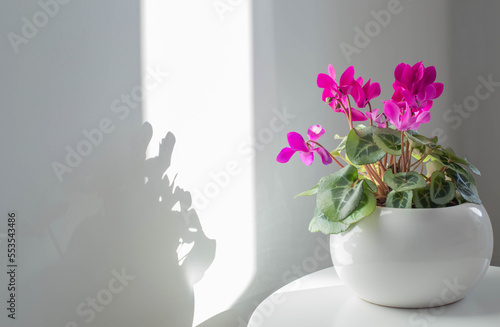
[277,62,482,234]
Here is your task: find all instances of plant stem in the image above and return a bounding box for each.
[368,102,373,126]
[307,140,344,168]
[330,96,353,129]
[389,154,396,173]
[406,143,413,171]
[379,159,387,175]
[410,155,427,169]
[365,164,384,188]
[400,131,405,172]
[346,96,354,130]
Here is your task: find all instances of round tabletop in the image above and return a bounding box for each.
[248,266,500,327]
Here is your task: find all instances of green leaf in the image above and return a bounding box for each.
[373,128,402,156]
[429,148,480,176]
[386,190,413,208]
[406,131,438,156]
[341,185,376,225]
[446,168,481,204]
[330,135,348,157]
[429,171,456,205]
[465,158,481,176]
[295,183,319,198]
[445,147,467,162]
[383,170,427,191]
[405,130,438,146]
[442,148,480,175]
[334,134,346,140]
[316,165,364,221]
[413,187,444,208]
[446,162,468,174]
[425,160,444,178]
[362,178,378,193]
[346,126,386,165]
[334,135,347,151]
[309,207,350,234]
[411,151,432,163]
[454,191,466,205]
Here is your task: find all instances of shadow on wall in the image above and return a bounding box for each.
[23,123,215,327]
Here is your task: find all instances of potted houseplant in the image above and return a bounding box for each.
[277,62,493,308]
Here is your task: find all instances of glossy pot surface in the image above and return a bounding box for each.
[330,204,494,308]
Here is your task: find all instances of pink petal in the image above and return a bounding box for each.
[374,109,387,125]
[367,82,381,100]
[416,88,426,103]
[394,63,407,82]
[276,147,296,163]
[338,85,353,95]
[329,102,343,113]
[340,66,355,86]
[408,111,431,131]
[307,125,325,142]
[391,86,404,102]
[314,147,333,165]
[322,88,334,101]
[317,73,334,88]
[399,107,412,131]
[402,90,417,108]
[329,96,346,113]
[415,111,431,124]
[383,101,400,126]
[352,83,364,107]
[407,117,419,131]
[350,108,368,121]
[300,151,314,166]
[416,85,436,103]
[367,108,380,118]
[413,62,424,82]
[433,83,444,98]
[402,65,415,88]
[365,108,384,124]
[287,132,309,152]
[328,65,336,81]
[419,100,433,112]
[424,84,436,100]
[422,66,437,85]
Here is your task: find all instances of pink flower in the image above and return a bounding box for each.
[352,78,381,109]
[392,62,444,112]
[384,101,430,131]
[317,65,367,121]
[277,125,333,166]
[364,108,387,128]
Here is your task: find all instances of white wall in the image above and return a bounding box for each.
[141,1,255,326]
[449,0,500,266]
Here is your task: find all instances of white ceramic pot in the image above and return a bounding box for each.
[330,203,494,308]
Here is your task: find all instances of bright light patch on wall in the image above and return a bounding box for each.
[141,1,255,325]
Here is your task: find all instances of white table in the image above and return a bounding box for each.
[248,266,500,327]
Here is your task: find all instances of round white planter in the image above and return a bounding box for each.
[330,203,494,308]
